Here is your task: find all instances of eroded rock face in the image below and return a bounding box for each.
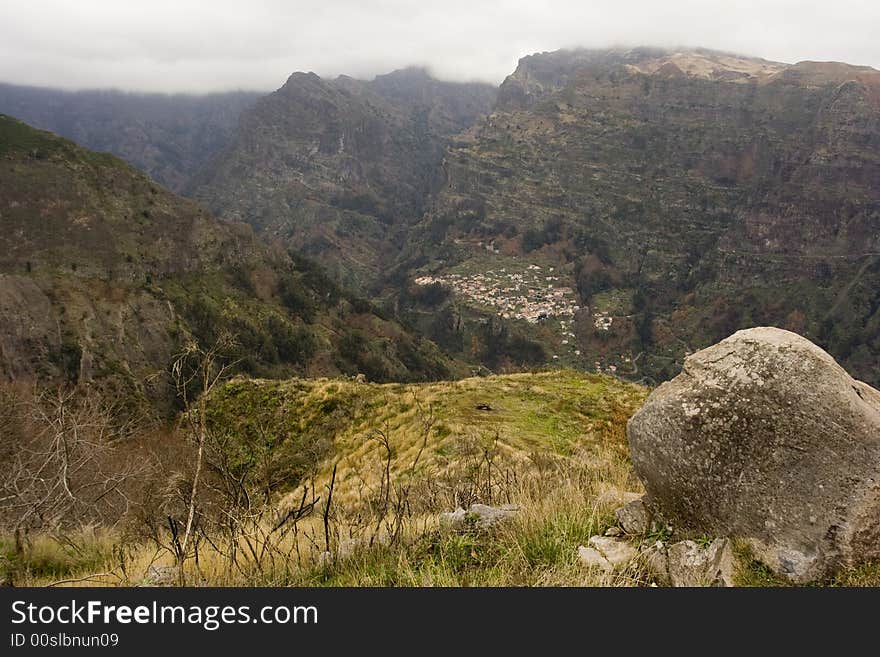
[627,327,880,583]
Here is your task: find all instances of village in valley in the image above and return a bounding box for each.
[414,259,634,375]
[414,264,580,324]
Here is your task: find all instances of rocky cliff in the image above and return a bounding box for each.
[189,68,496,292]
[401,48,880,385]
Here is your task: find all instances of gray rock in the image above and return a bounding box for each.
[627,327,880,583]
[338,536,372,559]
[667,539,736,587]
[145,565,180,586]
[439,507,467,528]
[577,546,612,572]
[587,535,638,566]
[615,497,651,535]
[440,503,519,531]
[595,489,642,508]
[639,541,671,586]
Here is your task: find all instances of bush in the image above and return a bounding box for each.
[277,274,316,323]
[266,315,315,363]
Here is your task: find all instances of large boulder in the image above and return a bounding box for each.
[627,327,880,583]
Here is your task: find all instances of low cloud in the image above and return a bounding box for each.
[2,0,879,92]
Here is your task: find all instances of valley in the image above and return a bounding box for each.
[5,49,877,387]
[1,42,879,589]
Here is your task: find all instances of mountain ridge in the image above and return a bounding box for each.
[3,46,878,387]
[394,47,880,385]
[187,68,497,292]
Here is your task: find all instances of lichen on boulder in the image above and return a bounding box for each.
[627,327,880,583]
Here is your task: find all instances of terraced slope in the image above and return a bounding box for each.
[400,48,880,385]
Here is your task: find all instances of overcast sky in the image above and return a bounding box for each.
[2,0,879,93]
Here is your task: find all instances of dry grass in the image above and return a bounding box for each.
[203,370,647,508]
[4,370,878,588]
[3,442,649,587]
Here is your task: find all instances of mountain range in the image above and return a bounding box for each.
[0,84,260,192]
[1,46,878,395]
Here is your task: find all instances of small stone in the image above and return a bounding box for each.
[440,503,519,531]
[587,535,638,566]
[144,565,180,586]
[604,526,624,537]
[439,507,468,528]
[595,489,643,508]
[577,546,612,572]
[615,497,651,535]
[667,538,736,587]
[639,541,671,586]
[337,536,373,559]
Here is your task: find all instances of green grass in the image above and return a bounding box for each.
[0,114,67,157]
[0,529,118,584]
[202,370,647,503]
[732,541,880,588]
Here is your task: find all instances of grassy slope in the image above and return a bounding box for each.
[203,370,648,499]
[3,369,878,586]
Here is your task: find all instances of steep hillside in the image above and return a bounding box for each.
[0,84,260,191]
[397,48,880,386]
[190,68,496,292]
[0,115,459,416]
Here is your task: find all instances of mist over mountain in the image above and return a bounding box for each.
[0,84,260,191]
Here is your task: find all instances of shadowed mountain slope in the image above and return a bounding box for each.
[0,115,459,416]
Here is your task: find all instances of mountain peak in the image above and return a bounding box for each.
[624,49,787,82]
[374,66,433,82]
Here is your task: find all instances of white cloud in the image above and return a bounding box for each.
[1,0,878,92]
